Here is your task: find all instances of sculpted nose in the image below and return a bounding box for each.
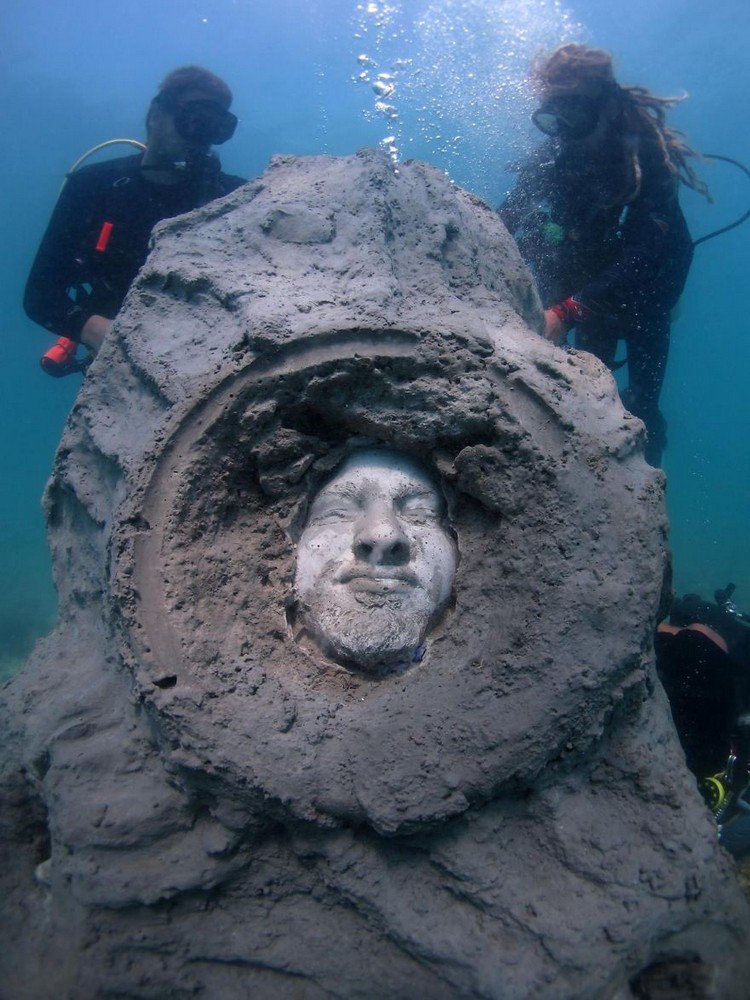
[352,509,411,565]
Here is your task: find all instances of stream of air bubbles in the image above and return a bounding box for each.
[351,0,583,191]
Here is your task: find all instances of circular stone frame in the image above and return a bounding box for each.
[111,328,666,834]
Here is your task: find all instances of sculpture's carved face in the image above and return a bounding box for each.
[294,450,457,669]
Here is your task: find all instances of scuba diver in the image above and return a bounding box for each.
[656,583,750,857]
[24,66,245,372]
[499,44,709,467]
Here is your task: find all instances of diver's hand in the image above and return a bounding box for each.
[80,314,113,354]
[543,308,568,345]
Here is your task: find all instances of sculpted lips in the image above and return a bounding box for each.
[337,567,420,591]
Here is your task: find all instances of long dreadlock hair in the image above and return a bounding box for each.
[531,44,711,204]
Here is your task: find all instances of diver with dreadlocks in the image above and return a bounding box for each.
[499,43,709,467]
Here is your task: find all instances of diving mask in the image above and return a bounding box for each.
[173,99,238,146]
[532,93,601,141]
[155,94,238,147]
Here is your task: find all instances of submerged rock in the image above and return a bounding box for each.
[1,149,748,998]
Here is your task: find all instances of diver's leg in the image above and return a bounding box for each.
[623,315,670,467]
[575,321,618,367]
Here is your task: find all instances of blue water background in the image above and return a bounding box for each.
[1,0,748,678]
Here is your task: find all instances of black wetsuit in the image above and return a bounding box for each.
[24,153,245,341]
[499,134,693,465]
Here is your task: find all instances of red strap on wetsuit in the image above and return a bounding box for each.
[550,296,593,328]
[95,221,114,252]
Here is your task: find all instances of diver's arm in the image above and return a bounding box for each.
[80,315,112,352]
[543,308,569,344]
[23,173,99,341]
[497,188,526,235]
[497,176,537,236]
[498,148,555,236]
[576,223,671,316]
[559,190,684,324]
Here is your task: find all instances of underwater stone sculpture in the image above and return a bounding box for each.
[293,448,457,670]
[1,149,749,999]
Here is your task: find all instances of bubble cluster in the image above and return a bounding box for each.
[351,0,584,191]
[352,2,411,167]
[412,0,583,187]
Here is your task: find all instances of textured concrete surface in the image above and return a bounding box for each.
[2,150,748,998]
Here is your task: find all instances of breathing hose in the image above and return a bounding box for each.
[58,138,146,196]
[693,153,750,248]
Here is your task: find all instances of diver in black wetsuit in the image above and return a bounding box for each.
[499,44,709,467]
[24,65,245,359]
[656,585,750,857]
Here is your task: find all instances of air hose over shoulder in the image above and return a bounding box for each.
[58,137,146,195]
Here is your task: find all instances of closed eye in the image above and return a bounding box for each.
[398,495,442,521]
[308,499,361,524]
